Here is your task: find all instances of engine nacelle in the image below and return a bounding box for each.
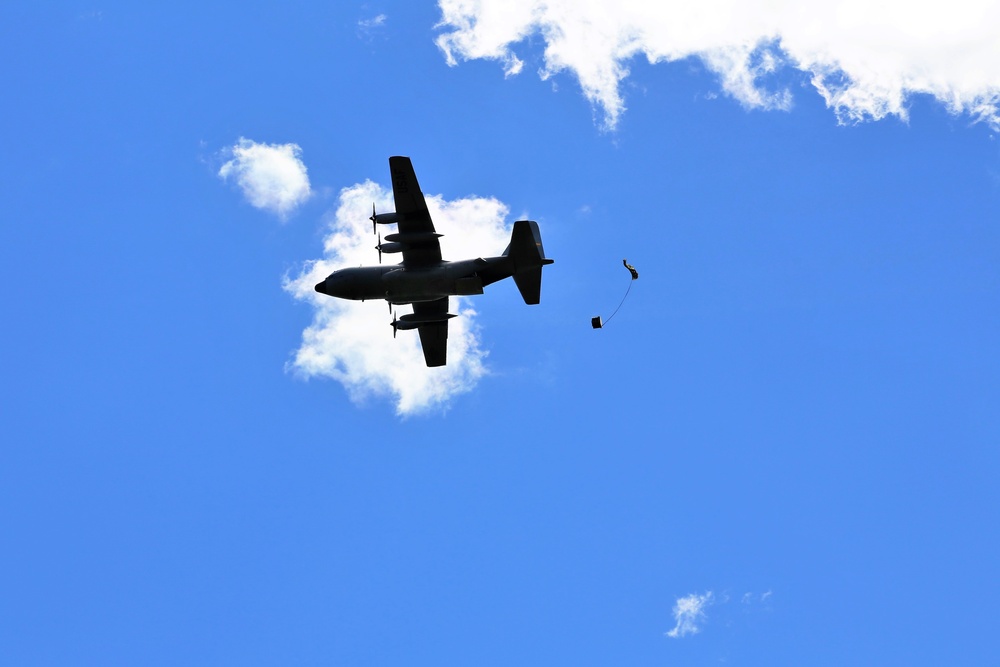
[391,319,421,331]
[392,311,457,332]
[373,212,401,225]
[376,242,405,254]
[400,312,457,324]
[384,231,443,243]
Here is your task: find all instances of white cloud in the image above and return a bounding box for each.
[436,0,1000,130]
[742,589,773,605]
[359,13,387,30]
[219,137,312,220]
[666,591,714,638]
[283,180,513,416]
[358,13,388,41]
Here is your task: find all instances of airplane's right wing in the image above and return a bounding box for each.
[389,156,442,267]
[412,297,449,367]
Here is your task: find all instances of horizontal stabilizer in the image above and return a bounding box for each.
[513,269,543,305]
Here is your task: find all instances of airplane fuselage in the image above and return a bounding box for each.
[316,257,512,305]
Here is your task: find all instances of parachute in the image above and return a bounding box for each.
[592,259,639,328]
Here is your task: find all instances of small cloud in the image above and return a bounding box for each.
[218,137,312,220]
[358,13,388,40]
[284,180,513,416]
[503,53,524,77]
[666,591,714,638]
[739,589,774,608]
[359,13,387,29]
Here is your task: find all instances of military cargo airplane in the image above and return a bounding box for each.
[314,156,554,367]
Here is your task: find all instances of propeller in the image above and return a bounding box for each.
[375,233,382,263]
[370,203,377,235]
[390,310,398,338]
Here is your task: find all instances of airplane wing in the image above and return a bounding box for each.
[389,156,443,267]
[413,297,449,367]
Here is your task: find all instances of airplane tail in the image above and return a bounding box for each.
[502,220,554,305]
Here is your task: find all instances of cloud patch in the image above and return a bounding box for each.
[219,137,312,220]
[359,13,387,30]
[283,180,513,416]
[358,13,388,40]
[666,591,714,638]
[436,0,1000,130]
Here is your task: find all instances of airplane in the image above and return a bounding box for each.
[314,156,554,367]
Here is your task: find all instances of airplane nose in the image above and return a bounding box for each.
[313,271,357,299]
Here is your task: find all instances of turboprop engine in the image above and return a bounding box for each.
[376,230,445,262]
[391,311,457,337]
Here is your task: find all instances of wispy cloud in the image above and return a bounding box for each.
[283,180,513,416]
[219,137,312,220]
[359,13,387,29]
[358,13,388,40]
[666,591,714,638]
[436,0,1000,130]
[742,589,773,605]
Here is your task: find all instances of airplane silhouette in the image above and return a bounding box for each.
[315,156,554,367]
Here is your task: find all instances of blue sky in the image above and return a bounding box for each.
[2,1,999,664]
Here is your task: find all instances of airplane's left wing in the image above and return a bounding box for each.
[389,156,442,267]
[413,297,449,367]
